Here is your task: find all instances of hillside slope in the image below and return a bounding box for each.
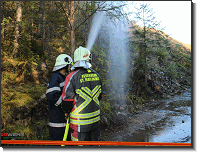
[128,21,191,99]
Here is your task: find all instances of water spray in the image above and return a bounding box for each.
[107,18,129,113]
[86,12,106,52]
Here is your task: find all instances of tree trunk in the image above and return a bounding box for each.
[84,1,88,45]
[13,1,22,58]
[42,1,45,57]
[39,1,43,37]
[70,1,75,59]
[39,1,45,57]
[2,14,4,41]
[31,3,33,40]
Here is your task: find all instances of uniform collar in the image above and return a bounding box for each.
[71,60,92,71]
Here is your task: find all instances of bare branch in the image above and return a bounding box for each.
[74,1,106,30]
[54,1,72,29]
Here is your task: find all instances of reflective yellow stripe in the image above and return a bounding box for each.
[81,87,92,97]
[71,135,78,141]
[70,116,100,125]
[70,85,101,120]
[70,110,100,118]
[74,89,92,114]
[81,85,101,98]
[72,85,101,114]
[92,85,101,97]
[93,88,101,105]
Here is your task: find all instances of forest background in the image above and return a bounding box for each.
[1,1,191,142]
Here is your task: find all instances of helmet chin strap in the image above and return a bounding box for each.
[68,64,71,73]
[89,54,92,63]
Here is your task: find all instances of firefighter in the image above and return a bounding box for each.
[61,46,103,141]
[46,54,73,142]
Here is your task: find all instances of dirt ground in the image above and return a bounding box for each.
[100,89,191,143]
[100,106,165,141]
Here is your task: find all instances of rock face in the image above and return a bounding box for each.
[147,68,188,97]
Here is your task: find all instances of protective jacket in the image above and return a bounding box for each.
[61,68,103,132]
[46,71,66,127]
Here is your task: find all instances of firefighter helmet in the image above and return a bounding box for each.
[53,54,73,71]
[74,46,91,63]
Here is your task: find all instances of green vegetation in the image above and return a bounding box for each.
[1,1,191,144]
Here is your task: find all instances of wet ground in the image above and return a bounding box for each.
[100,88,191,143]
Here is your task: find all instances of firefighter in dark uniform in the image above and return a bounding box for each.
[46,54,73,142]
[61,46,103,141]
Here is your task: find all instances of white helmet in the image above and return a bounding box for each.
[74,46,91,63]
[53,54,73,71]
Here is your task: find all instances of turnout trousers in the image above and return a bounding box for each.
[70,127,100,141]
[49,126,65,141]
[49,126,71,141]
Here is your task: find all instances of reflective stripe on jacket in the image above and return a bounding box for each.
[48,122,66,127]
[46,71,66,126]
[62,68,103,132]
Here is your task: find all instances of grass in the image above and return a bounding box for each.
[1,78,48,145]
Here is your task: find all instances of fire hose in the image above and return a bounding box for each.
[61,116,70,146]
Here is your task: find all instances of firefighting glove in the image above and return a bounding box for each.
[61,101,74,113]
[65,113,70,120]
